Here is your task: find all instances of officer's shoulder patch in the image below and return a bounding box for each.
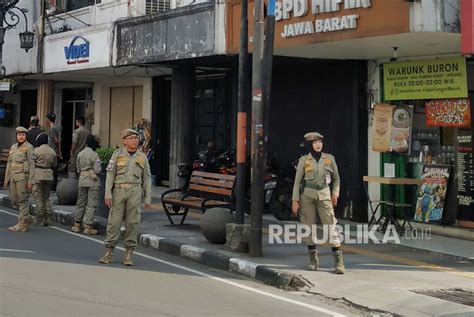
[106,159,114,172]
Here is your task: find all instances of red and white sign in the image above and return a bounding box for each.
[425,98,472,128]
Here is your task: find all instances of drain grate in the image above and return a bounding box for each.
[412,288,474,307]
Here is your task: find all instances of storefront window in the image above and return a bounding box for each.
[375,57,473,227]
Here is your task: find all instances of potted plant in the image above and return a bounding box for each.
[96,147,116,218]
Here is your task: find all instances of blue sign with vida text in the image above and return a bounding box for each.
[64,36,90,65]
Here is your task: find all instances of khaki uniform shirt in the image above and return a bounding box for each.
[33,144,57,181]
[72,126,90,156]
[77,147,101,188]
[292,153,340,201]
[105,148,152,204]
[5,142,35,183]
[48,124,61,156]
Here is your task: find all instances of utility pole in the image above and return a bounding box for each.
[249,0,276,257]
[249,0,265,257]
[235,0,249,225]
[263,0,276,154]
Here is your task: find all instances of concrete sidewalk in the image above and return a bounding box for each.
[1,188,473,316]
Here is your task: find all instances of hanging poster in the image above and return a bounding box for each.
[372,103,394,152]
[414,165,451,223]
[390,105,413,155]
[425,98,471,127]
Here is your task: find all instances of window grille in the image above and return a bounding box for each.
[146,0,171,14]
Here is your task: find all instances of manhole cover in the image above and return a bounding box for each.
[412,288,474,307]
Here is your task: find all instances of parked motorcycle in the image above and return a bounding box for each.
[269,143,306,220]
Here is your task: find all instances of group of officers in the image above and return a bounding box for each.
[4,119,344,273]
[4,114,151,266]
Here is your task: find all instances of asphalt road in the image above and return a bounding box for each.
[0,207,352,317]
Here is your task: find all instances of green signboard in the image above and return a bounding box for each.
[384,57,468,101]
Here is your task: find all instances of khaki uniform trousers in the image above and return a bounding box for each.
[75,187,99,225]
[300,193,341,247]
[10,179,30,221]
[33,181,53,221]
[104,186,142,249]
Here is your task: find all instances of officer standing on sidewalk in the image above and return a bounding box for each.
[99,129,151,266]
[71,134,101,235]
[4,127,35,232]
[68,117,90,179]
[291,132,345,274]
[32,133,57,226]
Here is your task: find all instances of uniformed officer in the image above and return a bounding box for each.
[99,128,151,266]
[71,134,101,235]
[68,117,90,179]
[292,132,345,274]
[32,133,57,226]
[4,127,35,232]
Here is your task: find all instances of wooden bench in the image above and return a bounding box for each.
[0,149,9,166]
[161,171,236,225]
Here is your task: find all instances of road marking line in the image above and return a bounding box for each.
[0,209,17,217]
[0,248,35,254]
[342,245,474,279]
[48,225,344,317]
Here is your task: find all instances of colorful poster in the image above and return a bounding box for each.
[414,165,451,223]
[372,103,394,152]
[390,105,413,155]
[384,57,468,100]
[425,98,471,127]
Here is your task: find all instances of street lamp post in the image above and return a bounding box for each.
[0,0,34,76]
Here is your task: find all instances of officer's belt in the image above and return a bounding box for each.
[11,162,23,167]
[80,170,94,176]
[114,183,140,189]
[305,182,328,190]
[35,165,52,170]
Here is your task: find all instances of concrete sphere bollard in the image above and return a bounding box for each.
[200,208,235,244]
[56,178,79,205]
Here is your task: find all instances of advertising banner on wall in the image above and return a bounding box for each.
[425,98,472,128]
[390,105,413,155]
[372,103,394,152]
[372,104,413,155]
[414,165,451,223]
[383,57,468,101]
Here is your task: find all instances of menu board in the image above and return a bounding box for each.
[456,129,474,220]
[414,165,450,223]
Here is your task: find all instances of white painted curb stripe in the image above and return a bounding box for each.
[229,258,259,278]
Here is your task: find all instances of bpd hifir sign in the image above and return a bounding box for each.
[64,36,90,65]
[277,0,371,38]
[383,57,468,101]
[226,0,410,52]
